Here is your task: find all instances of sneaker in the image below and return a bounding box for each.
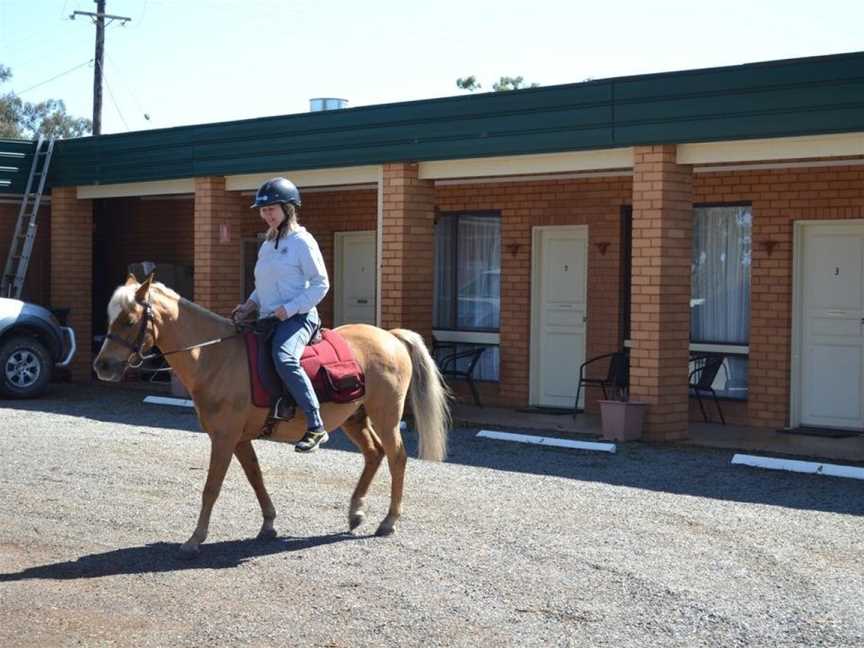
[295,426,329,453]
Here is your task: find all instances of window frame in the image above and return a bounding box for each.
[433,210,502,334]
[690,201,752,346]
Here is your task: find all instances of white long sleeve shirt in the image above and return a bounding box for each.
[249,227,329,318]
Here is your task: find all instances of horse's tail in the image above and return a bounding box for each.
[389,329,451,462]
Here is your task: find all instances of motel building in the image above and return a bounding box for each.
[2,50,864,448]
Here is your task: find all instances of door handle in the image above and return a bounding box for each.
[357,299,369,304]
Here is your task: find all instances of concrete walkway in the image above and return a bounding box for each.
[452,403,864,464]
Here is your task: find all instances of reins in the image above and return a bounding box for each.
[107,297,251,370]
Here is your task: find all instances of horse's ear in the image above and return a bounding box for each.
[135,273,154,303]
[125,273,138,286]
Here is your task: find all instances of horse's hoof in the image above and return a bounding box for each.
[177,543,200,560]
[257,528,278,541]
[349,512,365,531]
[374,524,395,537]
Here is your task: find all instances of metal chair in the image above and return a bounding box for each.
[432,339,487,406]
[689,354,726,425]
[574,351,629,415]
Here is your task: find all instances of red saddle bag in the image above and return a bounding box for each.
[244,328,365,409]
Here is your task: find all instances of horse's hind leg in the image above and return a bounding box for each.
[366,405,407,537]
[234,440,277,540]
[341,413,385,531]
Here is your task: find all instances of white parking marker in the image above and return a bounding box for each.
[731,454,864,481]
[143,396,194,408]
[477,430,616,453]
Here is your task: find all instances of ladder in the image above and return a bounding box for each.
[1,135,55,300]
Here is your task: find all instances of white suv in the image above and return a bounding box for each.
[0,298,76,397]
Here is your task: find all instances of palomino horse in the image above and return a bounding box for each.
[93,274,450,557]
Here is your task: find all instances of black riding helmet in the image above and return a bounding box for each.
[250,177,302,209]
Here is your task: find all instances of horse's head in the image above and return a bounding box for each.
[93,273,160,382]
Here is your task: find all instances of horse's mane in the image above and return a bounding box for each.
[108,281,230,326]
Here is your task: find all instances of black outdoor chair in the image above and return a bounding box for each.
[574,351,629,416]
[689,354,726,425]
[432,340,487,407]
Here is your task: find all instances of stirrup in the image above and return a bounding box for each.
[295,426,329,453]
[271,397,295,421]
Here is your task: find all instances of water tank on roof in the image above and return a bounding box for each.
[309,97,348,112]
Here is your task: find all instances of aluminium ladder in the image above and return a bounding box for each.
[1,134,55,299]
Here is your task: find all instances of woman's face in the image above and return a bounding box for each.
[259,204,285,229]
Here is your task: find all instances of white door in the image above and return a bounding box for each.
[799,223,864,429]
[531,226,588,408]
[334,231,376,326]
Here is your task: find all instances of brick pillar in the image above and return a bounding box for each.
[379,163,435,342]
[50,187,93,382]
[193,177,244,317]
[629,146,693,441]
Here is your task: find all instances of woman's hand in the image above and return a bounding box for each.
[274,305,289,321]
[231,301,257,322]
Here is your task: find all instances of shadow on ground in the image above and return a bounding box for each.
[4,383,863,517]
[0,533,364,582]
[0,382,201,433]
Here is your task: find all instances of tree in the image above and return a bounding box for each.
[491,76,540,91]
[456,74,540,93]
[456,75,482,92]
[0,64,91,139]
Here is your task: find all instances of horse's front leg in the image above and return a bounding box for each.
[179,434,236,558]
[234,440,277,540]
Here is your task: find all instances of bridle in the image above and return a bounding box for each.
[105,299,156,369]
[105,298,242,370]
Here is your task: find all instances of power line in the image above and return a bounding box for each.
[99,60,130,130]
[14,59,94,96]
[105,54,151,125]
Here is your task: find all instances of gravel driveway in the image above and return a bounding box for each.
[1,384,863,647]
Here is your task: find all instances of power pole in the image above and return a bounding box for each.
[71,1,131,135]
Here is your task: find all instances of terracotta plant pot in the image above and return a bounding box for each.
[599,400,647,441]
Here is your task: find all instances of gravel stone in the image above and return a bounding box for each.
[1,383,863,647]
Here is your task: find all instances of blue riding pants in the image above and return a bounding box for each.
[271,310,324,430]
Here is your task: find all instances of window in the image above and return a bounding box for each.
[620,204,751,399]
[434,213,501,381]
[691,205,752,400]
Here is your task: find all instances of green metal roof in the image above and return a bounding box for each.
[3,50,864,194]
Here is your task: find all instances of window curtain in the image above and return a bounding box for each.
[691,206,752,344]
[456,216,501,330]
[433,214,501,381]
[433,220,455,329]
[691,205,752,399]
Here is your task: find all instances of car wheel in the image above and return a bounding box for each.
[0,335,52,398]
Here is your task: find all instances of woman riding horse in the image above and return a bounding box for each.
[233,177,330,453]
[93,256,450,558]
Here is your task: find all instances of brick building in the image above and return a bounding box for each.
[2,51,864,442]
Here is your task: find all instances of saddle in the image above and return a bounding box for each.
[242,319,365,415]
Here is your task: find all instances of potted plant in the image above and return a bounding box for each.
[598,385,647,441]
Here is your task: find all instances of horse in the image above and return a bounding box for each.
[92,274,451,557]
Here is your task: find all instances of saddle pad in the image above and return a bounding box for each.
[244,328,365,409]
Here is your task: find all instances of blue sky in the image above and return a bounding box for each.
[1,0,862,135]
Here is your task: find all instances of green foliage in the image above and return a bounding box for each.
[456,75,482,92]
[456,74,540,93]
[491,76,540,91]
[0,64,91,139]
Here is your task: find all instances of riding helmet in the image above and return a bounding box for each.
[250,177,302,209]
